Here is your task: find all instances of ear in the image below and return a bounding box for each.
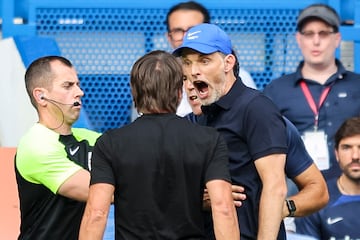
[334,32,342,48]
[34,88,43,101]
[224,54,236,73]
[334,149,340,163]
[295,32,302,46]
[166,32,176,49]
[33,88,47,105]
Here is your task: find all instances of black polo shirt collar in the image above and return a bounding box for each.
[201,78,245,115]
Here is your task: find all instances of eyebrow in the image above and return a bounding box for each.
[340,143,360,148]
[181,54,210,60]
[61,80,78,86]
[169,27,187,32]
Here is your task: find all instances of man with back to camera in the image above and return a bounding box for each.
[296,117,360,239]
[173,23,288,240]
[79,50,239,240]
[15,56,100,239]
[166,1,257,117]
[263,4,360,181]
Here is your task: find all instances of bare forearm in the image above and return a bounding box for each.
[283,185,328,217]
[258,183,287,239]
[203,184,246,211]
[79,183,114,240]
[79,208,108,240]
[212,205,240,240]
[207,180,240,240]
[255,154,287,239]
[283,165,329,218]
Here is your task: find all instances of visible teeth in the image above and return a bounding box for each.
[193,81,208,93]
[189,96,198,100]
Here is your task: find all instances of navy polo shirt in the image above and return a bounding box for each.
[198,79,288,240]
[264,59,360,180]
[284,117,313,179]
[296,178,360,239]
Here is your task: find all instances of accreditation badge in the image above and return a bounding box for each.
[302,130,329,170]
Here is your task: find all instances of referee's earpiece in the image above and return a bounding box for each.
[39,93,44,100]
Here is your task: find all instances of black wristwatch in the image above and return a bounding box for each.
[285,199,296,217]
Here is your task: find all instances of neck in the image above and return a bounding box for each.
[39,117,72,135]
[224,74,236,95]
[38,110,73,135]
[337,175,360,195]
[302,61,337,84]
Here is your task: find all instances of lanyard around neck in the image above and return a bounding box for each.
[300,81,331,130]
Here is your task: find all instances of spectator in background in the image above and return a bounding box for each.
[15,56,100,240]
[296,117,360,239]
[166,1,257,117]
[79,50,239,240]
[263,3,360,181]
[174,23,287,240]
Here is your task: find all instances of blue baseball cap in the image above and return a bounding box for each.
[172,23,232,56]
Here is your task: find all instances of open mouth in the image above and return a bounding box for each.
[189,95,198,101]
[193,81,209,99]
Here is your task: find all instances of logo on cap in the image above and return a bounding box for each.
[187,30,201,40]
[172,23,232,56]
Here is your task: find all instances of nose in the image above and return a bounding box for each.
[184,77,195,90]
[312,34,321,45]
[77,85,84,97]
[352,146,360,160]
[190,62,200,78]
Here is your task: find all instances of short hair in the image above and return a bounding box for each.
[334,117,360,149]
[130,50,183,113]
[166,1,210,32]
[25,55,73,108]
[231,49,240,78]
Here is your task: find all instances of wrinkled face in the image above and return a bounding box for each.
[167,9,205,49]
[335,134,360,181]
[181,49,228,106]
[46,60,84,125]
[296,20,341,68]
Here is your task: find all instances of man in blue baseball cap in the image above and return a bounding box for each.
[174,23,289,239]
[174,23,330,239]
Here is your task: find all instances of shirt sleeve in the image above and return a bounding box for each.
[90,132,116,186]
[204,133,232,184]
[284,117,314,178]
[244,95,288,160]
[16,134,83,194]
